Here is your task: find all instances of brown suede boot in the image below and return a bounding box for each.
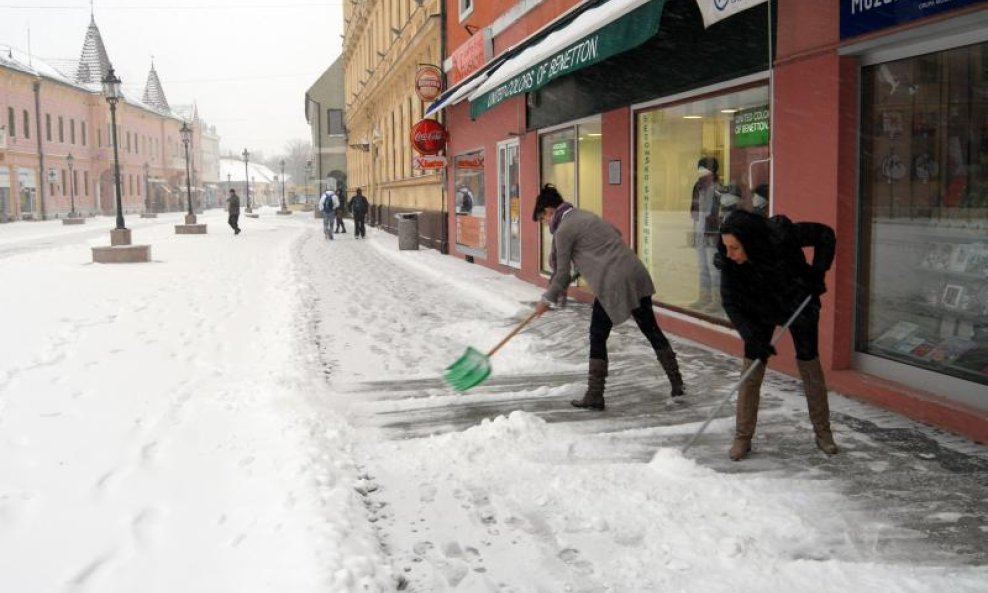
[729,358,765,461]
[571,358,607,410]
[657,349,685,398]
[797,358,838,455]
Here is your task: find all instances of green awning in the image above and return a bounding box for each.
[469,0,667,119]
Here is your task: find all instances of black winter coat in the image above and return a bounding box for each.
[715,210,835,344]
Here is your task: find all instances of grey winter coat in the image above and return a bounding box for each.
[542,208,655,325]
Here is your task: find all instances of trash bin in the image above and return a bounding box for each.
[396,212,420,250]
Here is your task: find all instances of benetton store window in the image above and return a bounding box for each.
[538,119,603,275]
[635,85,770,319]
[857,36,988,398]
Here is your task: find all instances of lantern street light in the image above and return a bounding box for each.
[242,148,252,213]
[101,67,126,232]
[66,153,76,217]
[280,159,286,208]
[143,162,151,215]
[92,67,149,262]
[180,122,194,219]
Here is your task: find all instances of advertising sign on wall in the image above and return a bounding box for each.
[409,119,448,155]
[733,106,770,147]
[413,155,447,170]
[450,29,493,86]
[415,65,444,103]
[840,0,986,39]
[551,140,574,164]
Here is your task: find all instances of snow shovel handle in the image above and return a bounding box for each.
[487,310,540,358]
[681,295,814,454]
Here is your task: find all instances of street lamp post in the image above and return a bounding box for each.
[62,153,84,225]
[277,159,290,215]
[92,67,150,262]
[142,162,155,217]
[180,122,194,220]
[242,148,252,213]
[175,122,206,234]
[102,68,126,235]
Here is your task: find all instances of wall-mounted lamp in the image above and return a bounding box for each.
[376,50,386,57]
[391,27,401,35]
[464,24,479,35]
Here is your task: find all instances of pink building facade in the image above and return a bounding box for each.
[0,17,213,221]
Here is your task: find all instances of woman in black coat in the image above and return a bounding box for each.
[715,209,837,460]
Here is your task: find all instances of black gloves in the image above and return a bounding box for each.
[744,341,776,363]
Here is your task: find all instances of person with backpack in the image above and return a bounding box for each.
[319,189,339,240]
[715,208,838,460]
[349,187,369,239]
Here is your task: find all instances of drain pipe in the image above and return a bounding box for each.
[33,76,46,220]
[438,3,449,254]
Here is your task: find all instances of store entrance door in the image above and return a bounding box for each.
[498,140,521,268]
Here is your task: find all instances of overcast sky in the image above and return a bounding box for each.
[0,1,343,159]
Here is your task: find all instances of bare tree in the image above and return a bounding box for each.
[264,139,312,195]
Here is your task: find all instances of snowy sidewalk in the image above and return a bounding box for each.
[300,223,988,592]
[0,210,984,593]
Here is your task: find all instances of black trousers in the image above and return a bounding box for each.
[335,211,347,232]
[353,214,366,237]
[589,296,671,361]
[747,301,821,361]
[228,214,240,232]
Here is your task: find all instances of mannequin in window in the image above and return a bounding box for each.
[690,156,722,311]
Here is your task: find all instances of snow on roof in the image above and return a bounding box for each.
[219,158,279,184]
[0,48,97,93]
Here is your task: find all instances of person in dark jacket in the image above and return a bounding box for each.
[533,184,685,410]
[349,187,370,239]
[716,209,837,460]
[334,189,348,234]
[226,189,241,235]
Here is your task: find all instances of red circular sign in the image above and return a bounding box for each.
[410,119,448,155]
[415,66,443,102]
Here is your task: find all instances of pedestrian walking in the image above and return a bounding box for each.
[319,188,339,240]
[349,187,369,239]
[334,190,347,234]
[715,208,838,460]
[532,184,685,410]
[227,189,241,235]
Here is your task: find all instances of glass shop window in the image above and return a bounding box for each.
[858,41,988,387]
[635,85,771,319]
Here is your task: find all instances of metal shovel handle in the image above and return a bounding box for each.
[681,295,814,454]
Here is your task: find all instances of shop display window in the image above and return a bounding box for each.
[453,150,486,255]
[634,86,770,318]
[858,41,988,387]
[538,120,602,276]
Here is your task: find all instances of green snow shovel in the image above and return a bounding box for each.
[444,309,540,391]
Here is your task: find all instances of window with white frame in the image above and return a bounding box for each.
[459,0,473,22]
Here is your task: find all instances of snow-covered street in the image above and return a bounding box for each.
[0,209,985,592]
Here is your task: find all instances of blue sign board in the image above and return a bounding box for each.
[840,0,987,40]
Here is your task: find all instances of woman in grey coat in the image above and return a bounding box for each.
[533,185,685,410]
